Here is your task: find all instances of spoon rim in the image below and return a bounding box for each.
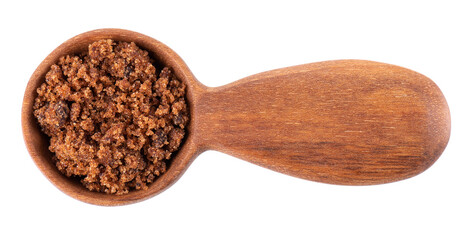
[22,28,203,205]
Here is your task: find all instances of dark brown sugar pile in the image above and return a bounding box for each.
[33,39,189,195]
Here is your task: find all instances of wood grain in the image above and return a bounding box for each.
[194,60,450,185]
[22,29,450,205]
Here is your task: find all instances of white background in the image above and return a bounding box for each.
[1,1,470,239]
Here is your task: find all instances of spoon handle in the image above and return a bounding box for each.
[193,60,450,185]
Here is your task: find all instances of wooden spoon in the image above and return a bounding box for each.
[22,29,450,206]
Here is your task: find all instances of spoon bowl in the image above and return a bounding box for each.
[22,29,450,205]
[22,29,204,205]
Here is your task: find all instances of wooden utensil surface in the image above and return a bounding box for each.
[22,29,450,205]
[192,60,450,185]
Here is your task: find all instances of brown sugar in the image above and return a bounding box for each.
[33,39,189,195]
